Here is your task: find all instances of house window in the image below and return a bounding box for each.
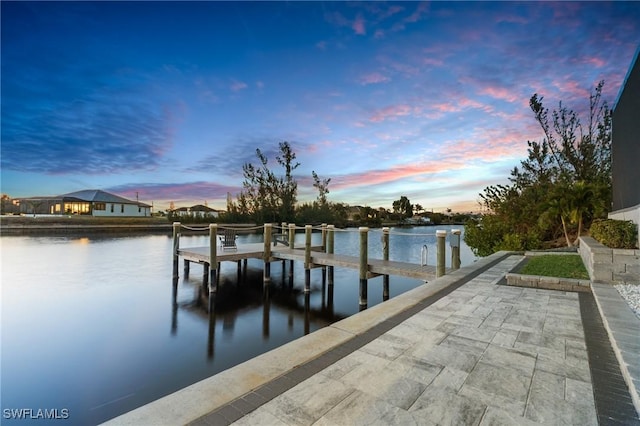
[138,206,141,213]
[121,204,124,213]
[110,204,114,213]
[94,202,106,211]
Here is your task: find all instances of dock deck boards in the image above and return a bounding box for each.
[179,243,441,281]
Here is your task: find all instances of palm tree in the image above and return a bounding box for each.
[539,195,572,247]
[567,181,594,245]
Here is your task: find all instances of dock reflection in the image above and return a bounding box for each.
[171,266,342,359]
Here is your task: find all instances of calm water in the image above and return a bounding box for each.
[1,226,476,425]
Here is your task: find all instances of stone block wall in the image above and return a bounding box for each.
[579,236,640,284]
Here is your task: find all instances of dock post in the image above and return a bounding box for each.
[321,223,327,251]
[304,224,312,292]
[382,227,390,301]
[172,275,178,314]
[327,224,335,286]
[281,222,287,246]
[288,223,296,248]
[183,259,190,279]
[451,229,461,270]
[263,223,272,289]
[436,230,447,277]
[209,224,218,312]
[321,223,327,289]
[203,263,209,288]
[172,222,180,279]
[288,223,296,287]
[359,227,369,310]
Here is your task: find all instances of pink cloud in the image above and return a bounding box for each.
[580,56,606,68]
[369,104,413,122]
[352,14,366,35]
[478,86,519,103]
[359,72,390,85]
[552,78,590,100]
[331,162,457,191]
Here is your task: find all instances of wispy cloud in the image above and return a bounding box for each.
[230,79,248,92]
[359,72,390,85]
[1,68,175,175]
[352,13,366,35]
[478,86,520,103]
[369,104,414,122]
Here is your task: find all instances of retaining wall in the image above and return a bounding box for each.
[579,236,640,284]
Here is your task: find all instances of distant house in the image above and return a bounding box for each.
[16,190,151,217]
[172,204,221,219]
[610,47,640,247]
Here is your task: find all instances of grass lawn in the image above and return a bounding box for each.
[520,254,589,280]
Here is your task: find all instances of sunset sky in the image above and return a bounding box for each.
[2,1,639,212]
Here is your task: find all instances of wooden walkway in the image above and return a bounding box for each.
[178,243,441,281]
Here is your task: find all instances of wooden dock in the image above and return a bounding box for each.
[172,223,461,310]
[268,247,440,281]
[179,245,440,281]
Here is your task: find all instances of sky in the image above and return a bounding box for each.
[2,1,639,213]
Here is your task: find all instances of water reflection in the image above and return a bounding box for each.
[171,263,339,360]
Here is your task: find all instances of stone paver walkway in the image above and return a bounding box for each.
[107,253,640,425]
[199,255,599,425]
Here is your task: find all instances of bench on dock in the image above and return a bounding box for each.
[219,228,237,250]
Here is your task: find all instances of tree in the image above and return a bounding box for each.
[312,171,331,207]
[276,142,300,222]
[238,141,299,223]
[466,82,612,254]
[392,196,413,220]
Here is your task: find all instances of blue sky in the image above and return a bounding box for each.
[2,1,639,212]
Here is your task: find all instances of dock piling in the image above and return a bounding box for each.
[288,223,296,285]
[172,222,180,279]
[359,227,369,310]
[183,259,190,278]
[304,225,312,292]
[208,224,218,312]
[321,223,327,286]
[382,227,390,300]
[451,229,461,270]
[263,223,272,289]
[327,225,335,286]
[436,230,447,277]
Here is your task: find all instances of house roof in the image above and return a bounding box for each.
[614,45,640,110]
[58,190,151,207]
[189,204,217,212]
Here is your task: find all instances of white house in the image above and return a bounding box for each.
[172,204,221,219]
[17,190,151,217]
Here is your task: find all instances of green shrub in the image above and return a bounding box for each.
[589,219,638,249]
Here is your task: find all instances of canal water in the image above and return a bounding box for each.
[1,226,476,425]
